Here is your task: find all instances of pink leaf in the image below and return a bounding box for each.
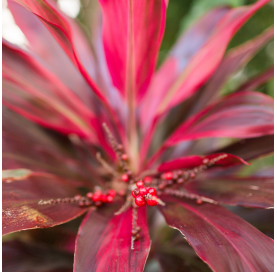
[158,153,249,172]
[184,176,273,208]
[3,172,88,235]
[99,0,166,101]
[140,7,230,130]
[162,0,271,114]
[74,206,150,272]
[159,197,274,272]
[165,91,274,147]
[10,0,109,106]
[191,26,274,114]
[3,40,98,140]
[8,0,96,109]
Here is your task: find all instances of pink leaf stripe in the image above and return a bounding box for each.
[165,91,274,147]
[184,176,273,208]
[2,173,87,235]
[99,0,166,101]
[158,153,249,172]
[74,206,150,272]
[159,197,274,272]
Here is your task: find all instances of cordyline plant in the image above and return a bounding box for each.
[2,0,274,271]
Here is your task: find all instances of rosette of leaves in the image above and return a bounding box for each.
[2,0,274,271]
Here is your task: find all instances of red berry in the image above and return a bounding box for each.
[190,172,196,179]
[121,174,129,182]
[136,180,144,188]
[147,196,158,206]
[107,195,114,203]
[139,187,148,196]
[164,172,173,180]
[196,199,203,204]
[92,192,102,202]
[86,192,94,199]
[132,188,140,198]
[135,196,146,207]
[108,189,116,197]
[121,154,128,161]
[148,188,157,196]
[145,186,150,192]
[101,194,108,203]
[144,176,152,184]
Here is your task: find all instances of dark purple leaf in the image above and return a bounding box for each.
[159,197,273,272]
[3,172,88,235]
[3,240,73,272]
[74,205,150,272]
[3,107,92,182]
[212,135,274,161]
[184,176,273,208]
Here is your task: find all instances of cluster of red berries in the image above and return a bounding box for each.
[83,189,116,207]
[132,181,159,207]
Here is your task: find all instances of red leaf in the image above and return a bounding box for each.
[3,172,87,235]
[99,0,166,101]
[10,0,109,105]
[8,0,96,110]
[139,7,230,130]
[158,153,249,172]
[3,240,73,272]
[213,135,274,161]
[165,91,274,147]
[191,26,274,114]
[159,197,274,272]
[74,206,150,272]
[184,176,273,208]
[236,66,274,93]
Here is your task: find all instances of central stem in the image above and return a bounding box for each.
[126,0,138,172]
